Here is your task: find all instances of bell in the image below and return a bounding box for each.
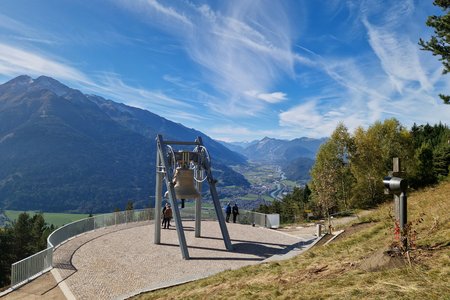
[173,167,200,199]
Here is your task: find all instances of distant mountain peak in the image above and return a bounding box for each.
[32,75,71,96]
[6,75,33,85]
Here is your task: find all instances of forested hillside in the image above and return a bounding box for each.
[258,119,449,223]
[0,75,248,213]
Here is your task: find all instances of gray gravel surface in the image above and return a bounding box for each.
[51,220,316,300]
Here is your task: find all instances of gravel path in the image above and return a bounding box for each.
[50,220,315,300]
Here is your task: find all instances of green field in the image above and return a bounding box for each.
[4,210,90,227]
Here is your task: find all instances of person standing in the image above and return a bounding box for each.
[232,203,239,223]
[225,203,231,223]
[163,204,173,229]
[162,203,168,227]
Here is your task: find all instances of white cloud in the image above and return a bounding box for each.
[245,90,287,103]
[138,0,192,26]
[0,43,88,82]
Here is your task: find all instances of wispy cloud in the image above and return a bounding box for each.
[0,43,88,82]
[145,0,192,26]
[363,18,431,93]
[245,90,287,103]
[0,13,58,45]
[117,0,310,116]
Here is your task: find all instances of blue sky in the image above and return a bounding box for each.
[0,0,449,141]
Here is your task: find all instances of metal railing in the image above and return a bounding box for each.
[237,211,279,228]
[10,247,53,288]
[9,206,278,289]
[177,206,279,228]
[11,208,154,288]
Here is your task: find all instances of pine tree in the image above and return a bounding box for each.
[13,213,33,260]
[419,0,450,104]
[0,227,14,287]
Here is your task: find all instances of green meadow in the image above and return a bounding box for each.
[4,210,90,227]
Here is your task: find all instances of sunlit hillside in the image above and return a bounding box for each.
[135,180,450,299]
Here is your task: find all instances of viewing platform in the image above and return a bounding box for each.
[2,219,317,299]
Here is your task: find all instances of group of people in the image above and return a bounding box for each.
[225,203,239,223]
[161,201,240,229]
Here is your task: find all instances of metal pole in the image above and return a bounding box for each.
[197,136,233,251]
[394,194,400,223]
[399,191,407,249]
[157,135,190,259]
[195,168,202,238]
[154,150,163,244]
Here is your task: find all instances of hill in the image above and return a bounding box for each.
[281,156,315,181]
[135,180,450,299]
[0,75,249,213]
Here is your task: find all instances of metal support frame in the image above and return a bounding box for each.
[154,151,163,244]
[195,167,202,238]
[383,157,408,249]
[399,192,407,248]
[154,135,233,260]
[197,136,233,251]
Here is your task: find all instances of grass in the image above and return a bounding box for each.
[4,210,90,227]
[133,180,450,299]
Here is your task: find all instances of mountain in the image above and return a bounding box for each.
[220,136,326,182]
[281,157,315,181]
[242,136,326,162]
[0,75,248,213]
[216,140,257,156]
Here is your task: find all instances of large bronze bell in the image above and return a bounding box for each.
[173,167,200,199]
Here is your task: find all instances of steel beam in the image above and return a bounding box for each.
[156,135,190,259]
[162,140,200,146]
[197,136,233,251]
[154,152,163,244]
[195,168,202,237]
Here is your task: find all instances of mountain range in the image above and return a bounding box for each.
[0,75,248,213]
[219,136,326,181]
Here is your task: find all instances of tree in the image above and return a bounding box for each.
[434,144,450,177]
[409,122,450,184]
[419,0,450,104]
[13,213,33,260]
[0,212,54,288]
[30,213,47,252]
[310,123,354,221]
[0,228,14,287]
[255,186,311,224]
[410,142,438,188]
[350,119,412,207]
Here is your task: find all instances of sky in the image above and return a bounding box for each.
[0,0,449,142]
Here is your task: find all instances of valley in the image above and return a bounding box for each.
[217,162,303,210]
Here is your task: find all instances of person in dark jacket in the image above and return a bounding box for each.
[225,203,231,223]
[162,203,167,226]
[163,204,173,229]
[232,203,239,223]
